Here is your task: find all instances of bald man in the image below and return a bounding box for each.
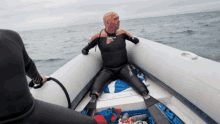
[82,12,149,111]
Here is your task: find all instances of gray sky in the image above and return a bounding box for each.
[0,0,219,31]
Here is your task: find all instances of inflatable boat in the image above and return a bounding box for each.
[30,37,220,124]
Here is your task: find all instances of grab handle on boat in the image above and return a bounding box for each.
[180,51,198,60]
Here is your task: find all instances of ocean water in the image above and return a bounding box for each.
[18,11,220,80]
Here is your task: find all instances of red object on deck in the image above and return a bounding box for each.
[110,113,117,122]
[94,115,107,124]
[124,117,134,123]
[114,108,121,114]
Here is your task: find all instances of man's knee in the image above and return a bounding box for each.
[142,90,149,96]
[90,91,100,98]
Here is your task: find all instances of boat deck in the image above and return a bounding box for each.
[75,75,206,124]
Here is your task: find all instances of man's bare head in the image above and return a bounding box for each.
[103,12,120,33]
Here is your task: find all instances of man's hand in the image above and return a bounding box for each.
[133,37,139,44]
[42,76,47,83]
[82,49,89,55]
[29,76,47,88]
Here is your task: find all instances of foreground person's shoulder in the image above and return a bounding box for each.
[1,29,19,36]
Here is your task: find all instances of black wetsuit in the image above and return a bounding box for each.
[82,29,149,96]
[0,29,97,124]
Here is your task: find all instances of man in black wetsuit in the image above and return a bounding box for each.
[0,29,97,124]
[82,12,149,109]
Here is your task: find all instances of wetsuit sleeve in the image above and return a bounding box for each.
[123,30,139,44]
[82,33,100,52]
[11,30,42,80]
[23,46,42,80]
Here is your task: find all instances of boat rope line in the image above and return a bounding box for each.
[46,77,72,109]
[31,77,72,109]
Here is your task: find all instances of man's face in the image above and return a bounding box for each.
[104,12,120,31]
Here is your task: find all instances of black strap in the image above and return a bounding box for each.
[95,29,104,52]
[30,77,72,109]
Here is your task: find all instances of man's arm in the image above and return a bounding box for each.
[123,29,139,44]
[11,30,43,83]
[82,32,100,55]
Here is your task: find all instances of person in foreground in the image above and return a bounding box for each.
[0,29,97,124]
[82,12,150,114]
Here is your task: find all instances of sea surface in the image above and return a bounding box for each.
[18,10,220,80]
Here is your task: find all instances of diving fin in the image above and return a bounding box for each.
[143,95,159,108]
[86,108,96,117]
[85,99,97,109]
[143,95,171,124]
[84,95,97,117]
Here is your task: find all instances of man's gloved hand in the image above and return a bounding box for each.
[33,76,43,84]
[29,76,47,88]
[29,80,35,87]
[133,37,139,44]
[82,49,89,55]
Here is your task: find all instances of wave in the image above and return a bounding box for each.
[64,40,72,42]
[210,20,220,25]
[174,30,195,34]
[156,41,164,43]
[127,29,134,31]
[203,24,215,27]
[206,43,219,48]
[67,30,75,33]
[33,58,64,62]
[182,30,194,33]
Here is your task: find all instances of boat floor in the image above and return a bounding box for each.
[75,75,205,124]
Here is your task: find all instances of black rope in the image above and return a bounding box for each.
[46,77,72,109]
[30,77,72,109]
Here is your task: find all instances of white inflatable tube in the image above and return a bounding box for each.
[126,37,220,123]
[30,48,102,107]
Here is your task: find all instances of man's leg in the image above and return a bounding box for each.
[90,68,115,98]
[118,64,149,96]
[86,68,114,116]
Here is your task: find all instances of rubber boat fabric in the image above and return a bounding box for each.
[29,77,72,109]
[0,29,97,124]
